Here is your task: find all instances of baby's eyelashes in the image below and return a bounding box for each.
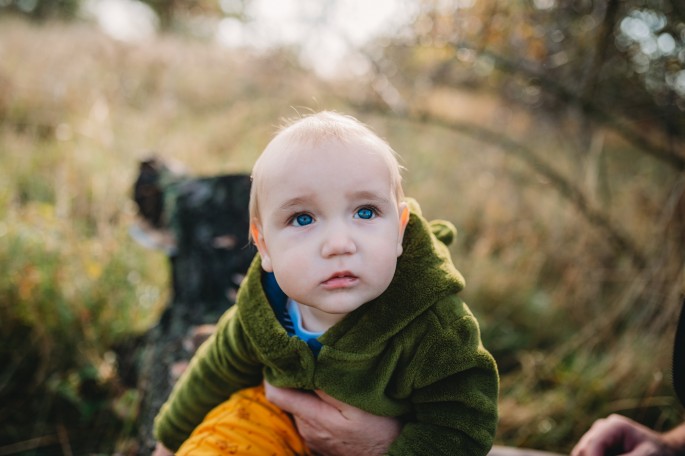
[286,205,383,227]
[289,213,315,226]
[353,205,381,220]
[354,208,374,220]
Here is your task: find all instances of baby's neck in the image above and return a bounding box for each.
[295,302,346,333]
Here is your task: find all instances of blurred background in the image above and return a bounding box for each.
[1,0,684,454]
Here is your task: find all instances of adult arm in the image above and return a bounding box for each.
[571,414,685,456]
[151,442,174,456]
[664,421,685,453]
[264,381,402,456]
[153,307,263,451]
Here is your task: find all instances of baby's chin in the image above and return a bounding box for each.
[297,296,368,315]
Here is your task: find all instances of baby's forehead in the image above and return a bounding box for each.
[256,138,396,190]
[261,135,396,170]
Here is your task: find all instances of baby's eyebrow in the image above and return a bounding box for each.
[276,196,314,212]
[274,191,392,213]
[347,190,392,205]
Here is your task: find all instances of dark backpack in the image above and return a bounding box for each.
[674,298,685,408]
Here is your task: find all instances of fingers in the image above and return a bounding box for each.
[152,443,175,456]
[572,415,625,456]
[264,381,401,456]
[265,381,398,431]
[571,414,652,456]
[313,389,355,418]
[315,389,402,439]
[264,380,338,419]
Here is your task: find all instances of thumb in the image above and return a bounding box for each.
[313,389,355,417]
[264,381,338,418]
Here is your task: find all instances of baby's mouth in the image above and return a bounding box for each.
[322,272,358,289]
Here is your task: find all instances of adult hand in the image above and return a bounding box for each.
[151,442,175,456]
[571,414,680,456]
[264,381,401,456]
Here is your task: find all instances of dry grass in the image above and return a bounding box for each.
[0,16,683,454]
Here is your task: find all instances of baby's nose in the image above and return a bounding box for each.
[321,227,357,257]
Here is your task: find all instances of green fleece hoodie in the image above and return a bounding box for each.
[154,200,499,455]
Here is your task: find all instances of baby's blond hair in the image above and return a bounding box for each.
[249,111,404,229]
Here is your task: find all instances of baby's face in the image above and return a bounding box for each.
[253,140,408,332]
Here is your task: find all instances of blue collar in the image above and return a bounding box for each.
[261,272,323,356]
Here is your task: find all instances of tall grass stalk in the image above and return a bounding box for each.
[0,16,682,454]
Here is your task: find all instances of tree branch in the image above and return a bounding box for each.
[451,43,685,171]
[359,105,649,271]
[579,0,621,100]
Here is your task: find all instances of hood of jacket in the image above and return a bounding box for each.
[236,198,465,357]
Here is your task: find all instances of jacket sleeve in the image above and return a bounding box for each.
[387,298,499,456]
[153,306,264,451]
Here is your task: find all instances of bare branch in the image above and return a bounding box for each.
[356,105,650,271]
[579,0,620,99]
[452,43,685,171]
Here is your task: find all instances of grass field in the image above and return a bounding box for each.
[0,16,683,454]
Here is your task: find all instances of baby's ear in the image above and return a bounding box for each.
[397,203,409,257]
[251,222,273,272]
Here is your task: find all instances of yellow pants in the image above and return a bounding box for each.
[176,385,312,456]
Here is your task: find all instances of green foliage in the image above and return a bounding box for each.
[0,191,164,453]
[139,0,223,30]
[0,9,683,454]
[0,16,332,454]
[0,0,80,19]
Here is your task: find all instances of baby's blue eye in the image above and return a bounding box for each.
[293,213,314,226]
[356,208,375,220]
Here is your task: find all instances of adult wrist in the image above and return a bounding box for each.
[662,423,685,455]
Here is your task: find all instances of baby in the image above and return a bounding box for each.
[153,111,499,455]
